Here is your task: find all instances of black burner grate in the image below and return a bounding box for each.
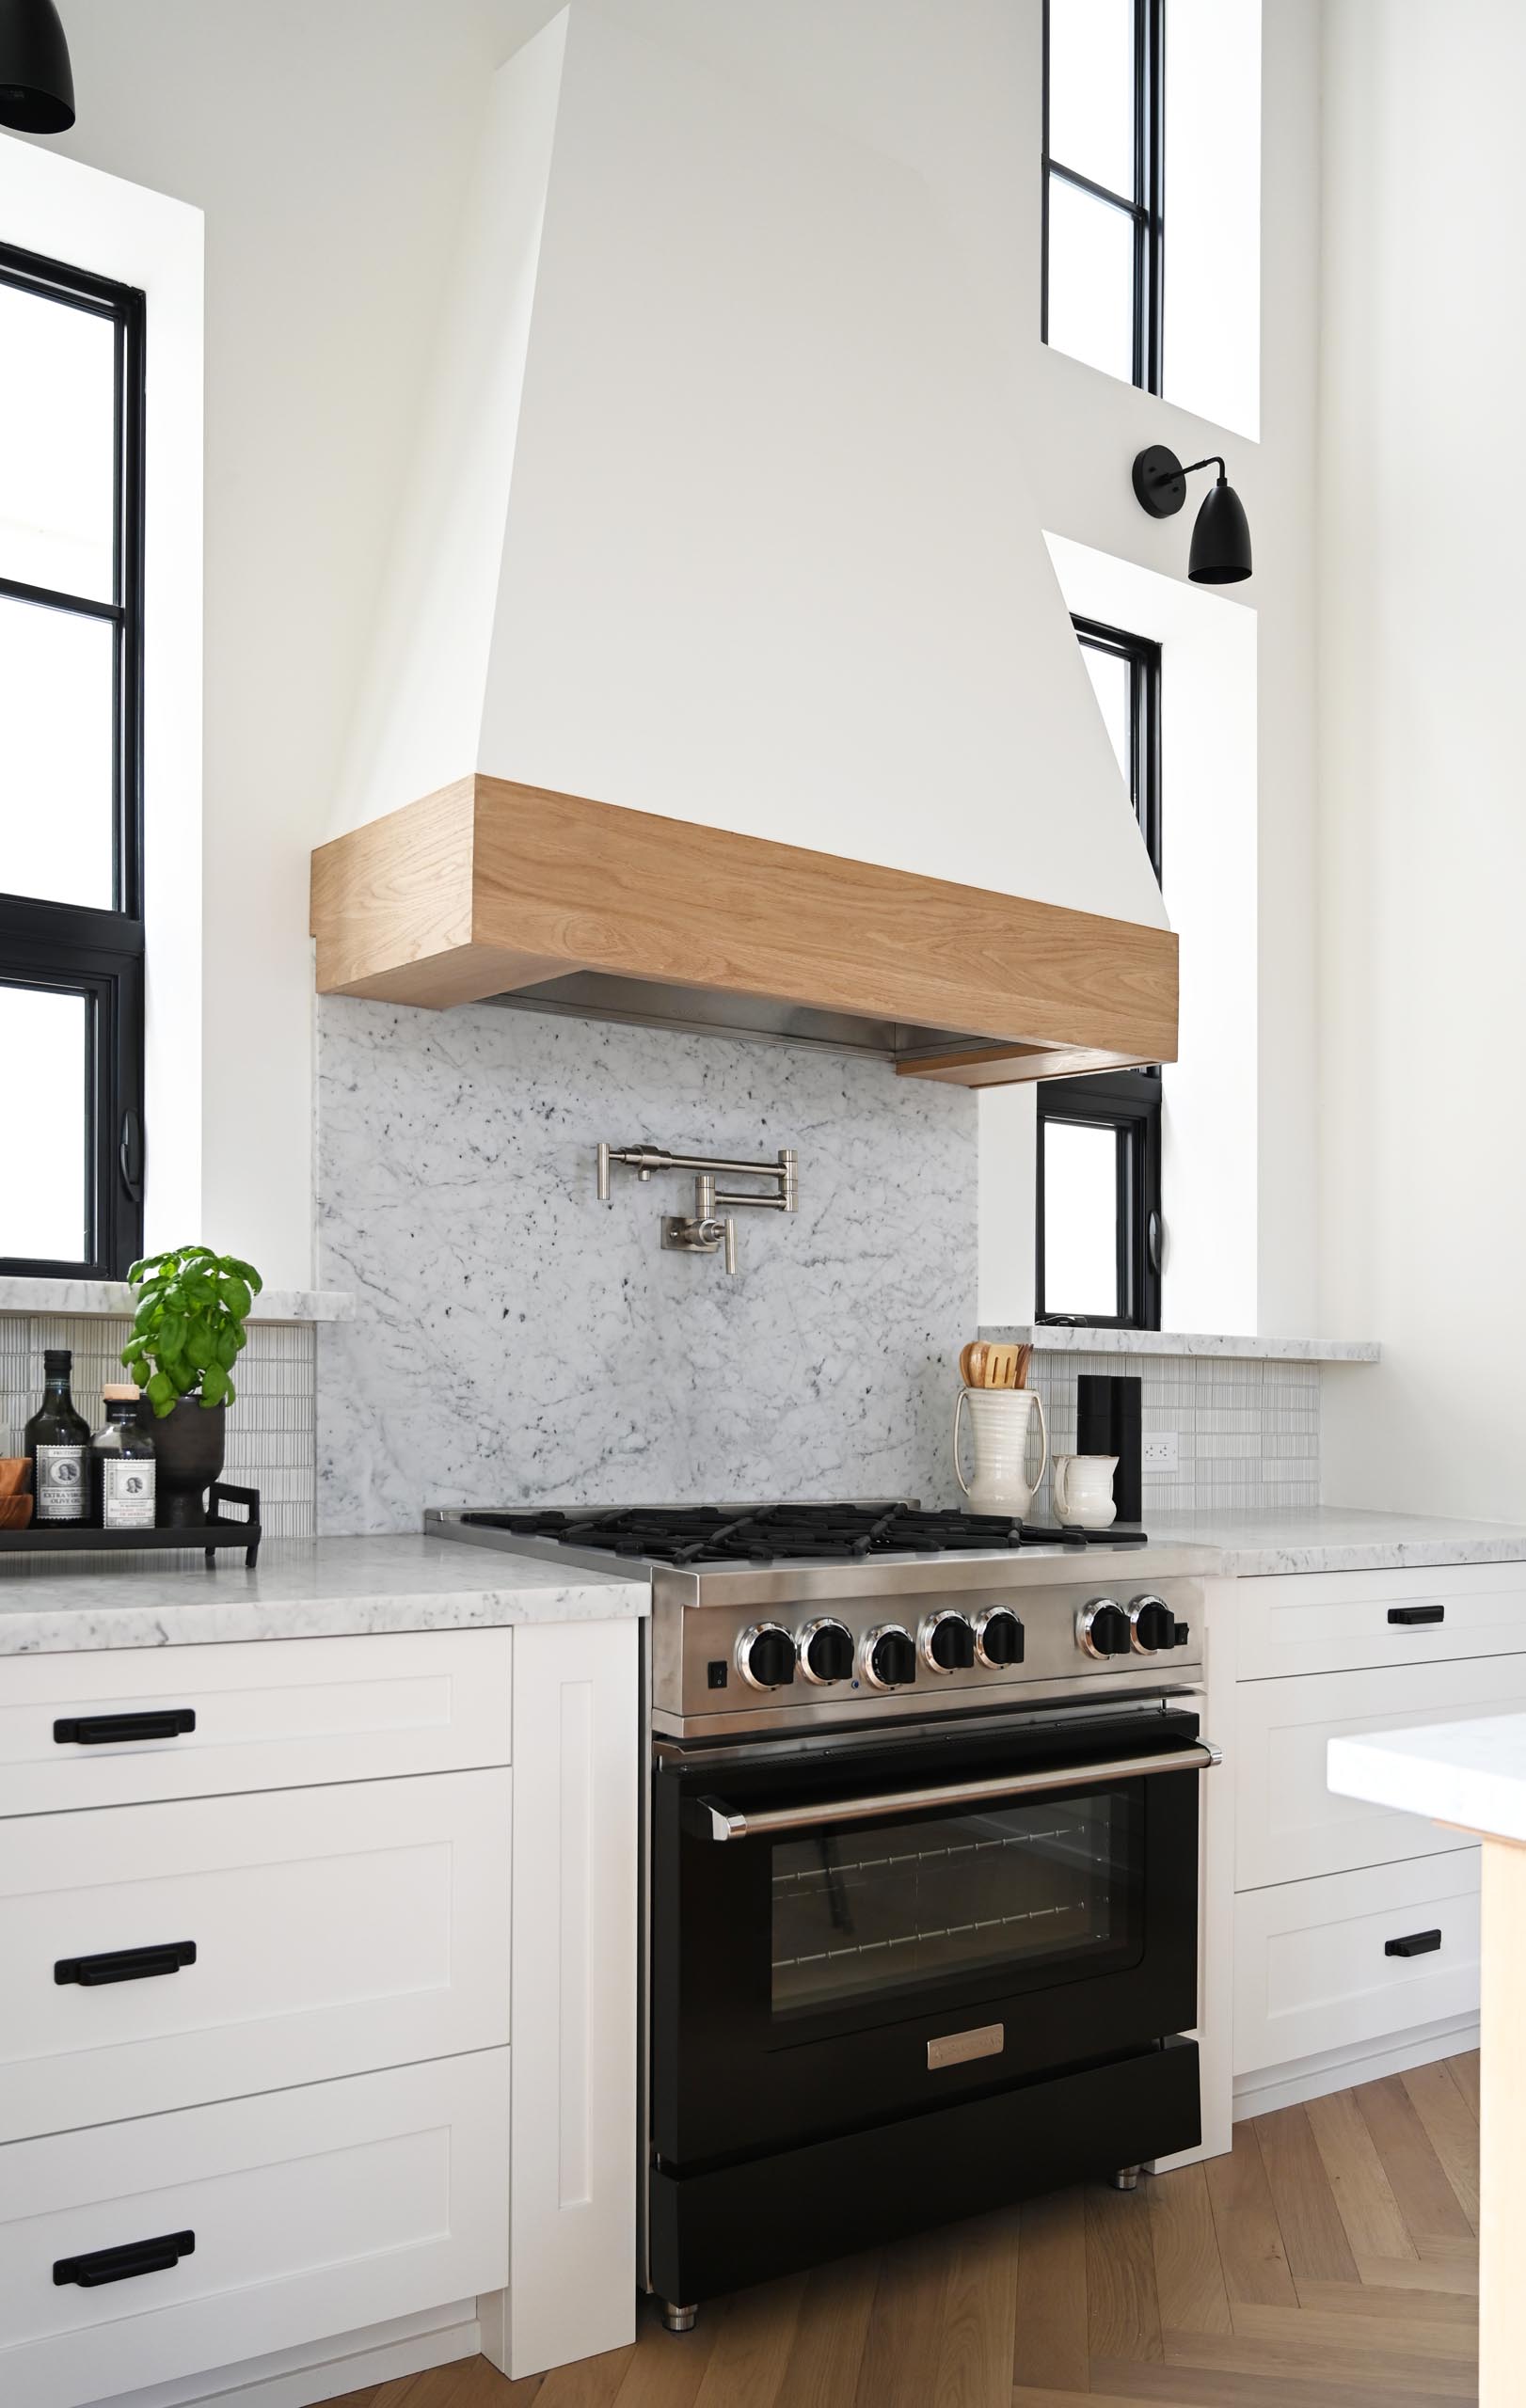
[458,1502,1145,1564]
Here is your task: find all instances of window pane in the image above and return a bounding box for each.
[1048,0,1136,196]
[0,280,117,603]
[0,984,88,1263]
[1080,644,1132,789]
[1043,1119,1121,1318]
[0,595,115,910]
[1046,177,1135,384]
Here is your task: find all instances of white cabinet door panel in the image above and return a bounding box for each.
[1234,1852,1481,2075]
[1235,1653,1526,1889]
[0,2051,510,2408]
[0,1628,512,1816]
[0,1768,512,2141]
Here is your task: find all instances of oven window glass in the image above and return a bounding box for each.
[771,1793,1136,2016]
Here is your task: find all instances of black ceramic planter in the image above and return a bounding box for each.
[149,1398,228,1528]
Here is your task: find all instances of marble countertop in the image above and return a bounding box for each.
[1328,1712,1526,1846]
[980,1326,1380,1363]
[1145,1506,1526,1575]
[0,1535,648,1655]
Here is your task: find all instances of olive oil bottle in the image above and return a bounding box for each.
[24,1348,92,1524]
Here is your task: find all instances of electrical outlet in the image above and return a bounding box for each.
[1142,1432,1179,1473]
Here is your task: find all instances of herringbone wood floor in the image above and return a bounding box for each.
[330,2052,1482,2408]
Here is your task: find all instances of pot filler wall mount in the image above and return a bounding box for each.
[596,1140,797,1274]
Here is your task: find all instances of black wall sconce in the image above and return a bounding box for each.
[0,0,75,133]
[1132,446,1252,584]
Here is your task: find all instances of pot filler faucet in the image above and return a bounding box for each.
[596,1143,797,1274]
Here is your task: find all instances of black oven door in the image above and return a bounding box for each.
[652,1705,1213,2167]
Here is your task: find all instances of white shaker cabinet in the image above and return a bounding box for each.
[0,1613,640,2408]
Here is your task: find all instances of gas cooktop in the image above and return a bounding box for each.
[454,1501,1147,1566]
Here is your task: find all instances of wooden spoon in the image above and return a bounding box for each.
[960,1341,987,1387]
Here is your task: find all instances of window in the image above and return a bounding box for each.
[1036,616,1163,1327]
[0,243,146,1277]
[1041,0,1166,392]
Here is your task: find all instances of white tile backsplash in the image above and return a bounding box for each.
[1023,1347,1320,1522]
[1,1316,316,1538]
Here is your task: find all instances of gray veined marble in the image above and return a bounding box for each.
[314,998,978,1533]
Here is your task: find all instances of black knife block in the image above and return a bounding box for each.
[1077,1375,1142,1523]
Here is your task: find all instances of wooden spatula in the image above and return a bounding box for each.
[982,1343,1020,1389]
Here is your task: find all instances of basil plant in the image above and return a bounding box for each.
[120,1245,264,1419]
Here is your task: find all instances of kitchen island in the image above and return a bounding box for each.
[1329,1714,1526,2407]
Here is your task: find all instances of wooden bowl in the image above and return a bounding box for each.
[0,1458,30,1498]
[0,1494,34,1529]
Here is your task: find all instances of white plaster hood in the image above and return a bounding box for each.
[332,3,1167,943]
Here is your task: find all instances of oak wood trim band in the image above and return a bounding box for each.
[310,774,1178,1082]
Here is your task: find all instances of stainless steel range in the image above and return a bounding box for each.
[431,1500,1220,2329]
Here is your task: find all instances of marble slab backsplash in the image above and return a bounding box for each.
[314,998,979,1533]
[0,1314,317,1538]
[1020,1346,1320,1523]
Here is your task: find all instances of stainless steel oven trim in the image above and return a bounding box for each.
[692,1739,1220,1840]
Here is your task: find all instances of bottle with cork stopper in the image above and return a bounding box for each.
[91,1386,157,1530]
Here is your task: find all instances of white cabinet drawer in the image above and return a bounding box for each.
[0,2050,510,2408]
[1236,1560,1526,1681]
[0,1628,512,1816]
[1236,1653,1526,1889]
[1233,1852,1480,2075]
[0,1768,512,2142]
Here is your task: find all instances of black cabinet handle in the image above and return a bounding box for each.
[1385,1928,1442,1958]
[55,2229,195,2289]
[1388,1605,1444,1626]
[56,1941,197,1988]
[54,1710,196,1747]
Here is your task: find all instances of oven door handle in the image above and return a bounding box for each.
[689,1740,1222,1842]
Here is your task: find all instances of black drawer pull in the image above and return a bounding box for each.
[56,1941,197,1988]
[54,1709,196,1747]
[1386,1928,1442,1958]
[1388,1605,1444,1626]
[55,2229,196,2289]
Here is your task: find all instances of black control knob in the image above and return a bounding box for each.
[799,1619,853,1685]
[924,1612,976,1672]
[1130,1595,1178,1655]
[738,1623,796,1690]
[976,1608,1025,1669]
[864,1624,916,1690]
[1078,1599,1132,1660]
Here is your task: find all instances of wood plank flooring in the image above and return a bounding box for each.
[328,2054,1480,2408]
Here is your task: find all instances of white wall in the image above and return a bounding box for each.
[24,0,1325,1319]
[1319,0,1526,1518]
[978,536,1260,1338]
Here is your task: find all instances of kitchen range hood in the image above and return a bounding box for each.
[312,6,1177,1086]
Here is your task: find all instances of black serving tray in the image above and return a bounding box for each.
[0,1482,262,1568]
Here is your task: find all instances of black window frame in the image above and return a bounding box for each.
[1036,614,1165,1331]
[0,240,146,1280]
[1041,0,1167,395]
[1037,1074,1162,1331]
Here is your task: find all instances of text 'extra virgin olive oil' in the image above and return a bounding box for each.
[24,1348,92,1524]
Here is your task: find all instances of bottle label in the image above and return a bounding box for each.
[103,1460,156,1530]
[36,1445,88,1522]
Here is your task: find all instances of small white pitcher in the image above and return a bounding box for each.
[1052,1453,1120,1529]
[953,1386,1049,1519]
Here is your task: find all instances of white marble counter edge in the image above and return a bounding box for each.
[1168,1538,1526,1575]
[980,1325,1380,1363]
[0,1275,355,1323]
[1327,1718,1526,1847]
[0,1577,649,1655]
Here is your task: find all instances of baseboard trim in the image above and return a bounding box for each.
[105,2302,480,2408]
[1233,2016,1480,2120]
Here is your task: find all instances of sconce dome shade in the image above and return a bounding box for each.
[0,0,75,132]
[1188,475,1252,584]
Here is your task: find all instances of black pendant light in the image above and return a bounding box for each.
[1132,445,1253,585]
[0,0,75,134]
